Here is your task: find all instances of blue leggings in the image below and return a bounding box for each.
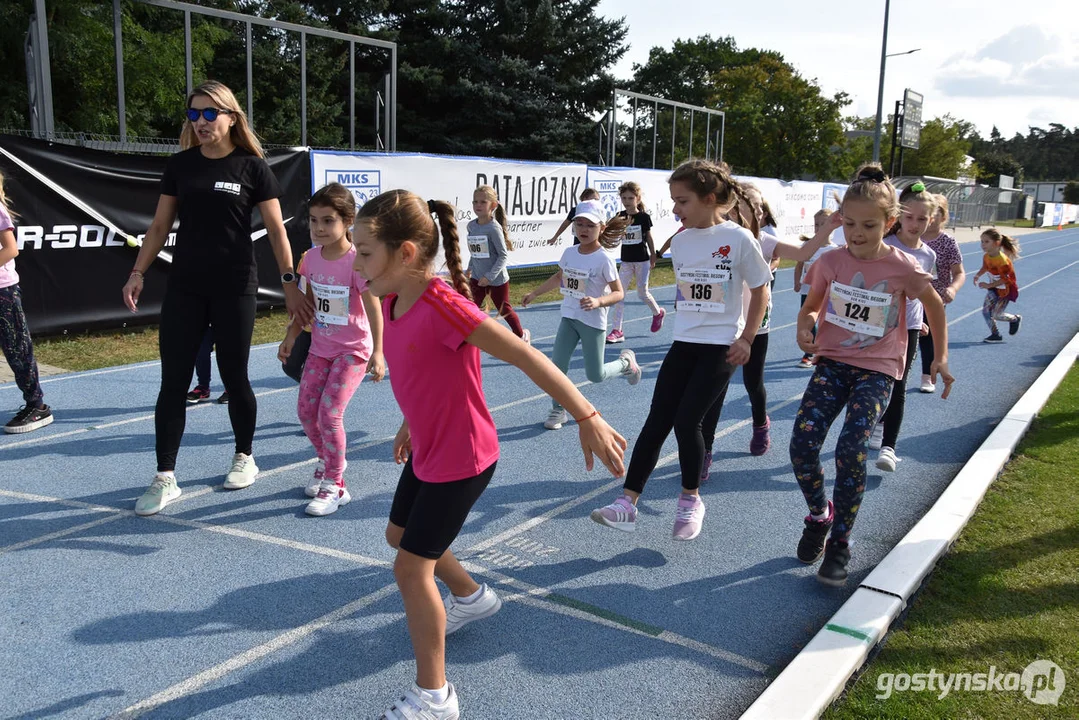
[0,284,44,408]
[789,358,893,542]
[550,317,625,411]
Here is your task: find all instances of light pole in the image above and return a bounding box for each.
[871,0,890,163]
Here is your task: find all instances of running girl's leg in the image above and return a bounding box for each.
[549,318,582,412]
[880,328,919,452]
[0,284,44,408]
[577,318,630,383]
[611,262,635,332]
[315,354,366,485]
[487,282,524,337]
[469,279,490,312]
[790,360,854,516]
[632,261,662,315]
[297,354,332,461]
[982,290,1000,334]
[194,327,213,389]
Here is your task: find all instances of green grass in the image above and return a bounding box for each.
[825,362,1079,719]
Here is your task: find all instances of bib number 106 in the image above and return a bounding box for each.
[689,283,712,300]
[843,302,871,322]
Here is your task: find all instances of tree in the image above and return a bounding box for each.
[1064,181,1079,204]
[896,115,975,179]
[627,35,849,180]
[974,149,1023,186]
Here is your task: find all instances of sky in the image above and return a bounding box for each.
[596,0,1079,139]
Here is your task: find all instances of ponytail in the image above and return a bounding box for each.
[429,199,471,299]
[493,203,513,252]
[598,216,630,250]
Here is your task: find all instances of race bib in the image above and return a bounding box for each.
[825,281,891,337]
[467,234,490,259]
[623,224,643,245]
[986,273,1001,284]
[311,280,350,326]
[561,265,589,299]
[676,267,730,313]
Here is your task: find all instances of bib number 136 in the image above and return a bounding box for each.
[687,284,713,300]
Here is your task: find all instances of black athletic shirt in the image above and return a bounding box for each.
[617,210,653,263]
[160,147,282,295]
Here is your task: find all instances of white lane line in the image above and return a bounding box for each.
[0,512,127,554]
[947,258,1079,327]
[107,584,401,720]
[0,385,297,451]
[959,233,1063,257]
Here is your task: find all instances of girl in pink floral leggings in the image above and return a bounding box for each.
[279,182,384,516]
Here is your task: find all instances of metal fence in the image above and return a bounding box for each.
[893,176,1029,229]
[601,89,725,169]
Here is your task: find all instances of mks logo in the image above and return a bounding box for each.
[327,169,381,208]
[595,179,622,218]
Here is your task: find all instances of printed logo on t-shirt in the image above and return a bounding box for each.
[214,181,242,196]
[823,273,900,347]
[711,245,731,259]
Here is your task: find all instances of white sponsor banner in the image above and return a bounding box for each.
[586,166,682,256]
[1038,202,1079,227]
[311,151,587,268]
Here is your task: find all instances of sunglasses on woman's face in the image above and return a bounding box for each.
[186,107,233,123]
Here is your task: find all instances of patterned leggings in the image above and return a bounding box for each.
[982,290,1016,334]
[0,284,44,408]
[298,354,366,485]
[789,359,894,543]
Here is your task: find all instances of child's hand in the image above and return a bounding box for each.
[579,296,599,311]
[727,337,752,366]
[826,211,843,232]
[546,236,560,246]
[797,328,819,355]
[650,253,657,269]
[978,281,991,289]
[393,425,411,464]
[577,414,627,477]
[521,292,534,307]
[920,322,929,336]
[793,280,802,293]
[277,338,294,363]
[478,277,490,287]
[366,350,386,382]
[940,287,955,303]
[931,360,955,399]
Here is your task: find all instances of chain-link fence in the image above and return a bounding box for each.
[893,177,1028,229]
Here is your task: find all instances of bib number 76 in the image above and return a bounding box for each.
[317,297,332,313]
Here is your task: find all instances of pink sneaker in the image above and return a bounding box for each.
[700,451,712,483]
[590,495,637,532]
[605,329,624,344]
[750,417,771,456]
[650,308,666,333]
[672,493,705,541]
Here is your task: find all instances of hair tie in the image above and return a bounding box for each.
[427,199,437,214]
[910,181,926,193]
[858,168,886,183]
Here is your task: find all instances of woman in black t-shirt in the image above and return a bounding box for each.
[122,81,314,517]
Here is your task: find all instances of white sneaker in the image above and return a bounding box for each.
[544,408,567,430]
[876,446,898,472]
[305,483,351,516]
[521,328,532,346]
[380,683,460,719]
[919,374,935,393]
[620,348,642,385]
[869,423,884,451]
[444,584,502,635]
[223,452,259,489]
[305,458,326,497]
[134,473,181,516]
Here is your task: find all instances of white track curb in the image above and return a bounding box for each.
[741,332,1079,720]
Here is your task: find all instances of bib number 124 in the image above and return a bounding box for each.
[843,302,871,322]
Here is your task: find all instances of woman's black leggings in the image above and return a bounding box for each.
[880,328,919,451]
[624,341,734,495]
[156,287,257,471]
[702,332,769,451]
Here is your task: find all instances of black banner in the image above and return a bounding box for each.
[0,134,311,336]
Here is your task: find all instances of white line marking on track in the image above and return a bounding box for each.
[0,512,127,554]
[948,258,1079,327]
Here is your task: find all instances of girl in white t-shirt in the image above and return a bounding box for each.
[590,160,772,542]
[523,200,641,430]
[699,186,838,471]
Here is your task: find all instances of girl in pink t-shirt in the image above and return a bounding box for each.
[278,183,384,517]
[791,164,955,587]
[352,189,627,719]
